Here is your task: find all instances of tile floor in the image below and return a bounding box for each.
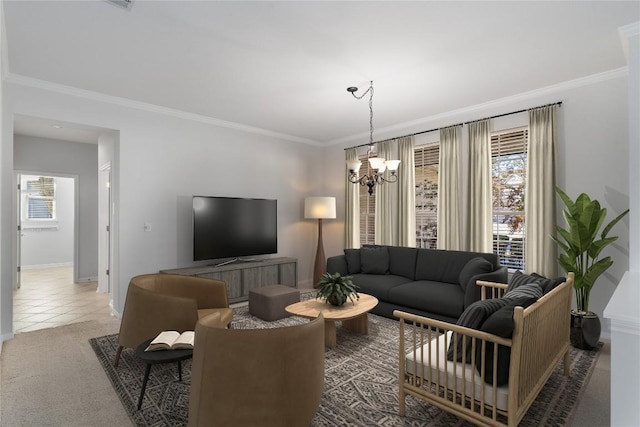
[13,266,113,334]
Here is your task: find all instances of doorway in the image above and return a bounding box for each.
[13,173,109,333]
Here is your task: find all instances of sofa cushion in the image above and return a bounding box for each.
[477,296,538,386]
[388,246,418,280]
[458,257,494,292]
[361,246,389,274]
[503,282,543,300]
[506,270,543,293]
[447,298,511,362]
[531,272,566,294]
[388,281,465,320]
[344,249,361,274]
[350,274,411,301]
[415,249,498,284]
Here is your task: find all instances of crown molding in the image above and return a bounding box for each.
[619,22,640,61]
[4,73,322,147]
[326,67,629,146]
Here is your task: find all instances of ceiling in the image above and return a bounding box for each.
[4,1,639,145]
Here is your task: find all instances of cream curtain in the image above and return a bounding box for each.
[437,126,462,250]
[467,120,493,252]
[397,136,416,247]
[525,105,557,276]
[345,148,360,248]
[375,141,395,245]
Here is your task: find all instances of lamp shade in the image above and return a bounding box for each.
[304,197,336,219]
[385,159,401,171]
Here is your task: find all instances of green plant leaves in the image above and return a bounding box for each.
[316,272,359,305]
[553,187,628,312]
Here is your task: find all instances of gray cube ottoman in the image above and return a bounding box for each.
[249,285,300,321]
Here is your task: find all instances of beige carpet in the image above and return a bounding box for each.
[0,319,132,427]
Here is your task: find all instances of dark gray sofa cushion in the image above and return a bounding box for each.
[447,297,511,362]
[387,281,465,319]
[503,282,543,300]
[414,249,499,284]
[458,257,494,292]
[350,274,411,301]
[388,246,418,280]
[506,270,542,292]
[477,296,538,386]
[344,249,361,274]
[361,246,389,274]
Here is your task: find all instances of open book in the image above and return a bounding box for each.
[145,330,194,351]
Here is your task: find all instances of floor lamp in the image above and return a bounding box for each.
[304,197,336,288]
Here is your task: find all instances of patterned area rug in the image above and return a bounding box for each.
[90,303,600,427]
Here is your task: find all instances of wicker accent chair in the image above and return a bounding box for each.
[188,312,325,427]
[113,274,232,366]
[395,273,574,427]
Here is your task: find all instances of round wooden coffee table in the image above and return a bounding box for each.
[285,293,378,348]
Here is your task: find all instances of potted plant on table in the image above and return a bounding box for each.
[316,272,359,307]
[552,187,629,350]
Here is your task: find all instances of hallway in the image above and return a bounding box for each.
[13,266,112,333]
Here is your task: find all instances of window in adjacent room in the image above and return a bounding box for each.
[21,175,57,226]
[491,127,528,269]
[415,143,439,249]
[359,153,376,246]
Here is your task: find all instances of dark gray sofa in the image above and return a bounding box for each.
[326,246,508,324]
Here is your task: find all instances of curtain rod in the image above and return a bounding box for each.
[344,101,563,151]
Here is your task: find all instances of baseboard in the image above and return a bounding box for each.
[21,262,72,270]
[77,276,98,283]
[1,332,15,345]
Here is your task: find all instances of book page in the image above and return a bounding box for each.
[145,330,180,351]
[172,331,194,349]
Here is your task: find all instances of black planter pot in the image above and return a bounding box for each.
[570,310,601,350]
[328,295,346,306]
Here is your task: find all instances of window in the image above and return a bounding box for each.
[358,154,376,246]
[491,128,528,269]
[22,176,57,223]
[415,144,439,248]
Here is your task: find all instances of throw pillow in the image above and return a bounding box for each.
[447,298,510,363]
[531,272,566,294]
[360,246,389,275]
[344,249,361,274]
[458,257,493,292]
[506,270,544,293]
[476,296,538,386]
[503,282,543,300]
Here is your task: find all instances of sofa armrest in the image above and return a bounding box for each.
[463,266,508,308]
[326,255,348,276]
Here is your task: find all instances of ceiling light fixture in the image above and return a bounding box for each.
[346,81,400,196]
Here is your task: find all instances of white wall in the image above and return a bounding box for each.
[19,175,74,268]
[0,1,7,345]
[322,71,630,339]
[14,135,99,281]
[0,83,324,339]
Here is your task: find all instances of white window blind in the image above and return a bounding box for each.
[491,127,528,269]
[25,177,56,220]
[415,144,439,249]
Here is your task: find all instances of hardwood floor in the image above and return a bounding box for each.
[12,266,112,334]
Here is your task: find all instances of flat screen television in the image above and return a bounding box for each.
[193,196,277,263]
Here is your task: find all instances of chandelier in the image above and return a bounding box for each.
[346,81,400,196]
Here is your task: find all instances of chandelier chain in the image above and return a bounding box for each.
[349,81,374,146]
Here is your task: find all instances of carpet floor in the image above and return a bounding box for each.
[90,306,601,427]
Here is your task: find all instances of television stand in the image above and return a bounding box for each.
[214,257,261,267]
[160,257,297,304]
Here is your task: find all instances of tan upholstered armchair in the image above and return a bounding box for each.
[188,313,325,427]
[113,274,233,366]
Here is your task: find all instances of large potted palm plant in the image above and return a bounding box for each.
[552,187,629,349]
